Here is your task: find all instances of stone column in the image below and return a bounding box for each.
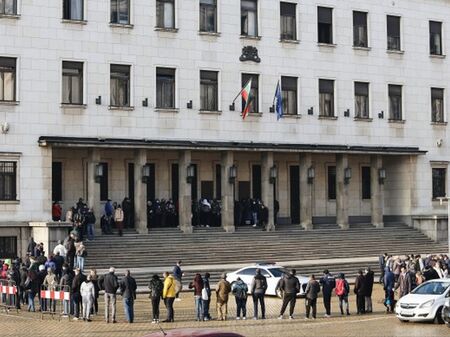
[262,152,275,231]
[336,154,349,229]
[299,153,313,230]
[179,150,193,233]
[371,155,384,228]
[221,151,235,233]
[87,148,100,231]
[134,149,148,234]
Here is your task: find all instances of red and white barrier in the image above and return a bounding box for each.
[0,284,17,295]
[40,290,70,301]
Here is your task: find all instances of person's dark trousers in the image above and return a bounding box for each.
[305,298,317,318]
[323,293,332,315]
[66,253,75,269]
[252,293,265,318]
[164,297,175,321]
[151,296,160,320]
[202,299,211,319]
[73,292,81,318]
[280,293,297,316]
[356,294,365,314]
[235,297,247,318]
[123,297,134,323]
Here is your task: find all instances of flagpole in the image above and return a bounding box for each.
[232,79,252,103]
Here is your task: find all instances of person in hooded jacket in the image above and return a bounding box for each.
[148,274,164,323]
[232,277,248,320]
[277,269,300,319]
[80,275,95,322]
[335,273,350,315]
[189,273,204,321]
[319,269,335,317]
[251,268,267,320]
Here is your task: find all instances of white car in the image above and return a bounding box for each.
[395,279,450,323]
[226,263,309,297]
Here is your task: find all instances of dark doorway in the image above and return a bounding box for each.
[146,163,156,202]
[201,181,214,200]
[238,181,251,200]
[171,163,179,202]
[191,164,198,201]
[52,162,62,202]
[215,164,221,200]
[127,163,135,228]
[252,165,261,199]
[290,165,300,224]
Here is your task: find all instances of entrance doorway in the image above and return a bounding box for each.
[252,165,261,199]
[290,165,300,224]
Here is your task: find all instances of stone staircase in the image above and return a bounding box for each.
[84,223,446,287]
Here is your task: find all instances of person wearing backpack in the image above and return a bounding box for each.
[232,277,248,320]
[148,274,164,323]
[335,273,350,315]
[319,269,335,317]
[277,269,300,319]
[251,268,267,319]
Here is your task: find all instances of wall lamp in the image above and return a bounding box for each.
[344,167,352,185]
[142,164,152,183]
[229,165,237,184]
[307,166,315,184]
[95,96,102,105]
[269,165,278,184]
[186,164,195,184]
[95,164,104,183]
[379,168,386,185]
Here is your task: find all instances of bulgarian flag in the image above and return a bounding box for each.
[241,78,253,120]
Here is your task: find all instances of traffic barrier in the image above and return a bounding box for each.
[40,285,71,320]
[0,279,19,313]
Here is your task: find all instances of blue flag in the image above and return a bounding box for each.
[274,81,283,120]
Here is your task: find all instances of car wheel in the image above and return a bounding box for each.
[434,307,444,324]
[442,306,450,326]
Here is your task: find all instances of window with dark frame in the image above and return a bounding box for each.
[432,168,446,199]
[200,70,218,111]
[361,166,371,200]
[156,0,175,29]
[328,166,336,200]
[62,61,83,105]
[0,57,16,102]
[241,73,259,114]
[52,162,62,203]
[281,76,298,115]
[0,161,17,201]
[99,162,109,202]
[215,164,221,200]
[431,88,444,123]
[319,79,334,117]
[318,6,333,44]
[355,82,369,118]
[0,0,17,15]
[387,15,401,51]
[110,64,130,107]
[156,67,176,109]
[430,21,443,56]
[280,2,296,41]
[241,0,258,37]
[353,11,368,47]
[388,84,402,120]
[111,0,130,25]
[63,0,83,21]
[199,0,217,33]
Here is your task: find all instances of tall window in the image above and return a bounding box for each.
[387,15,401,51]
[110,64,130,107]
[0,57,16,102]
[353,11,368,47]
[432,168,446,199]
[156,67,176,109]
[0,237,17,259]
[62,61,83,105]
[52,162,62,202]
[156,0,175,29]
[319,79,334,117]
[388,84,402,120]
[111,0,130,24]
[241,0,258,37]
[430,21,443,56]
[280,2,296,40]
[200,70,218,111]
[328,166,336,200]
[241,73,259,113]
[0,0,17,15]
[431,88,444,123]
[281,76,297,115]
[99,163,108,202]
[318,6,333,44]
[63,0,83,20]
[199,0,216,33]
[361,166,371,200]
[0,161,17,201]
[354,82,369,118]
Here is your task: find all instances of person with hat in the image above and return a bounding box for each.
[215,273,231,321]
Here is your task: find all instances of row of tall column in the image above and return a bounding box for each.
[86,149,384,234]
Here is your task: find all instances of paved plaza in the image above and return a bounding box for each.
[1,285,447,337]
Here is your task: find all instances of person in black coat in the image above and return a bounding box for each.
[364,267,375,313]
[354,269,366,314]
[319,269,335,317]
[71,268,86,320]
[120,270,137,323]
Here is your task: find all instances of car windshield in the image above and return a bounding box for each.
[269,268,289,277]
[411,281,450,295]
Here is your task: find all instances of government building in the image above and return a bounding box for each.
[0,0,448,257]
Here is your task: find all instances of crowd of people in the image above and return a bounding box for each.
[1,248,448,324]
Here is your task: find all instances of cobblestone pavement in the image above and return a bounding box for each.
[0,285,447,337]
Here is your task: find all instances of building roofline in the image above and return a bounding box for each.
[38,136,427,155]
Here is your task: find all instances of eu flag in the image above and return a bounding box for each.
[274,81,283,120]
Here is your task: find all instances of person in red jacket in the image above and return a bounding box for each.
[52,201,62,221]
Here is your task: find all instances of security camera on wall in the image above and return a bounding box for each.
[437,139,443,147]
[1,122,9,134]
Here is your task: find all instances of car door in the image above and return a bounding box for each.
[237,267,257,292]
